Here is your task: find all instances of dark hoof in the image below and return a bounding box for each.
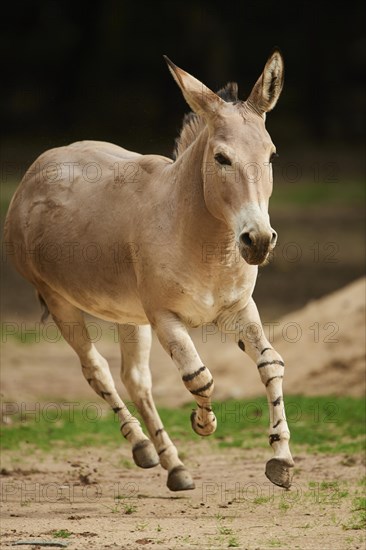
[167,466,195,492]
[190,410,217,436]
[132,439,159,469]
[265,458,294,488]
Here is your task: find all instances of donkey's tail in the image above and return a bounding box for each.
[37,292,50,323]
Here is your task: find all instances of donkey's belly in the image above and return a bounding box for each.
[63,288,149,325]
[31,246,149,324]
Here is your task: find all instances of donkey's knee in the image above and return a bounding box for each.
[121,365,152,397]
[155,316,217,436]
[181,365,214,399]
[81,349,113,399]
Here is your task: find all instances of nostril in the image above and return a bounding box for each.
[271,231,277,245]
[240,232,253,247]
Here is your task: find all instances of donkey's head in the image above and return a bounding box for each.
[165,51,284,266]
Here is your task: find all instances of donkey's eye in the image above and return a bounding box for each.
[270,152,279,163]
[214,153,232,166]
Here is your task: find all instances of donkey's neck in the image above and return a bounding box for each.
[168,128,234,254]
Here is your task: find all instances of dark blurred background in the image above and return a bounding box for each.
[1,1,365,161]
[1,0,365,319]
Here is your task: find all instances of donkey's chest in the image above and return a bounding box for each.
[175,271,257,327]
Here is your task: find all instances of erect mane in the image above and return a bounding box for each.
[172,82,239,160]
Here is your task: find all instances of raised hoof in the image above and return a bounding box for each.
[190,410,217,436]
[265,458,294,489]
[167,466,195,492]
[132,439,159,469]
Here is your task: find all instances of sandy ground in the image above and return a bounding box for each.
[1,443,365,550]
[1,277,365,408]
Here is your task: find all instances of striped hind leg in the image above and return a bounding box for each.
[220,298,294,489]
[152,311,217,437]
[118,323,194,491]
[37,287,156,466]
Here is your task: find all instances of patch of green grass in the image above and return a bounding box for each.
[120,457,134,469]
[253,496,272,505]
[218,525,232,535]
[342,496,366,530]
[352,497,366,511]
[0,404,121,451]
[53,529,72,538]
[136,521,148,531]
[1,396,365,455]
[358,476,366,487]
[123,503,137,514]
[268,538,282,548]
[306,480,351,504]
[343,511,366,531]
[279,500,290,512]
[320,481,339,490]
[103,498,137,514]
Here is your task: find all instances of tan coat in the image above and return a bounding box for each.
[4,50,294,491]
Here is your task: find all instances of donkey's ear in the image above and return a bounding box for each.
[247,49,284,114]
[164,56,223,118]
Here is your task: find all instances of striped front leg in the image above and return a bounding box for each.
[154,312,217,437]
[256,348,294,487]
[219,298,294,488]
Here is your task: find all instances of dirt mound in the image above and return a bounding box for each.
[272,276,365,397]
[1,279,365,406]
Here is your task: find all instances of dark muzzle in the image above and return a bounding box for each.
[239,230,277,265]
